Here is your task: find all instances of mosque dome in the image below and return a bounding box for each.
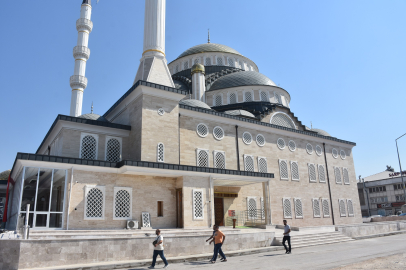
[179,99,211,110]
[191,63,205,75]
[79,113,109,122]
[176,43,243,60]
[311,128,331,137]
[224,110,255,118]
[209,71,276,91]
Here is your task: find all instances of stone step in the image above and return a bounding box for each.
[274,232,344,240]
[276,235,352,244]
[293,238,354,249]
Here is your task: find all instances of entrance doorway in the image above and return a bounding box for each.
[214,198,224,226]
[176,189,183,228]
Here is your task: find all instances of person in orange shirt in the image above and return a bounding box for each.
[209,225,227,263]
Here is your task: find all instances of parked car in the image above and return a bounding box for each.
[399,213,406,216]
[369,215,382,218]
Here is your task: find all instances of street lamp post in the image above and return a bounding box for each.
[395,133,406,205]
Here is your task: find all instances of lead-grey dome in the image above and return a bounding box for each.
[79,113,108,122]
[312,128,331,137]
[177,43,242,59]
[179,99,211,110]
[224,110,255,118]
[210,71,276,91]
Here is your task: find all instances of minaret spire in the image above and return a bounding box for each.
[133,0,174,87]
[70,0,93,117]
[208,29,210,43]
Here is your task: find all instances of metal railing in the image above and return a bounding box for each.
[225,209,265,228]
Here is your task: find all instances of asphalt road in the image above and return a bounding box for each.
[123,233,406,270]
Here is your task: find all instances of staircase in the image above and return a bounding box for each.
[273,231,354,248]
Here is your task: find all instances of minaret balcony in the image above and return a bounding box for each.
[76,18,93,33]
[73,46,90,60]
[70,75,88,90]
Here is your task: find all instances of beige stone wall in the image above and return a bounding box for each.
[61,129,108,160]
[67,170,177,229]
[127,96,143,161]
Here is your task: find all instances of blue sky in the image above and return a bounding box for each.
[1,0,405,178]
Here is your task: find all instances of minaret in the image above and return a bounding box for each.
[70,0,93,117]
[133,0,175,87]
[191,64,206,102]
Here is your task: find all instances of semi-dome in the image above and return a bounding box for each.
[79,113,109,122]
[311,128,331,137]
[224,110,255,118]
[179,99,211,110]
[210,71,276,91]
[177,43,242,59]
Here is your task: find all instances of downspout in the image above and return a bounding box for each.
[66,167,74,230]
[323,143,335,225]
[235,125,240,171]
[209,176,213,227]
[179,114,181,164]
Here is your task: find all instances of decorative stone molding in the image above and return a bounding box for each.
[70,75,88,89]
[73,46,90,60]
[76,18,93,32]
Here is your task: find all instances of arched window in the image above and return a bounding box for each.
[291,161,299,181]
[312,198,321,217]
[205,57,211,66]
[228,58,235,67]
[229,92,237,104]
[85,186,105,220]
[279,160,289,180]
[270,113,296,129]
[197,149,209,167]
[113,187,132,220]
[214,94,222,106]
[242,62,246,71]
[184,61,189,70]
[194,58,200,65]
[308,164,317,182]
[244,155,254,172]
[260,91,268,102]
[294,198,303,218]
[258,157,267,173]
[239,61,243,69]
[274,93,282,104]
[217,57,223,66]
[214,151,225,169]
[339,199,346,217]
[157,143,164,162]
[106,137,121,162]
[244,91,253,102]
[283,198,292,218]
[80,134,97,160]
[247,197,257,219]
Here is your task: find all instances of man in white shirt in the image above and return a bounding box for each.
[283,220,291,254]
[148,229,169,269]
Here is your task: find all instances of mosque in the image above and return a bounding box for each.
[3,0,361,231]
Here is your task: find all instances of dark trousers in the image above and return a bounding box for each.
[212,243,226,261]
[151,250,168,267]
[283,236,291,252]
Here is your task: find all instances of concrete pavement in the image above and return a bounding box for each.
[123,233,406,270]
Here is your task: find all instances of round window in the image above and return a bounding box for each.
[196,123,208,137]
[157,108,165,116]
[332,148,338,159]
[306,143,314,155]
[340,150,346,160]
[288,140,296,152]
[242,132,253,145]
[277,138,286,150]
[256,134,265,147]
[316,145,322,156]
[213,126,224,140]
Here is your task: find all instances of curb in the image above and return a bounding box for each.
[352,230,406,240]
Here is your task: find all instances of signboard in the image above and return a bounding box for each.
[377,203,392,208]
[389,171,406,177]
[392,202,406,207]
[228,210,235,217]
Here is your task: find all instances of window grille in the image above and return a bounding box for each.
[283,198,292,218]
[256,134,265,147]
[316,145,322,156]
[239,61,243,69]
[244,155,255,172]
[197,149,209,167]
[275,93,282,104]
[81,135,97,160]
[193,189,204,220]
[335,167,342,184]
[260,91,268,102]
[277,138,286,150]
[142,212,151,227]
[157,108,165,116]
[214,151,226,169]
[175,65,179,73]
[288,140,296,152]
[213,126,224,140]
[196,123,208,137]
[260,197,265,219]
[244,92,253,102]
[271,113,296,129]
[205,57,211,66]
[157,143,164,162]
[247,197,257,219]
[322,199,330,217]
[113,187,132,220]
[340,150,346,159]
[347,199,354,217]
[214,95,222,106]
[279,160,289,180]
[194,58,200,64]
[339,199,346,217]
[228,58,235,67]
[294,198,303,218]
[318,165,326,182]
[184,61,189,69]
[258,157,267,173]
[306,144,314,155]
[106,138,121,162]
[332,148,338,158]
[343,168,350,185]
[229,92,237,104]
[242,132,253,145]
[291,161,300,181]
[217,57,223,66]
[85,186,104,219]
[248,65,253,71]
[308,164,317,182]
[311,199,320,218]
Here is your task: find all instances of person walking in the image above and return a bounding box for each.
[209,225,227,263]
[282,220,291,254]
[148,229,169,269]
[206,225,217,262]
